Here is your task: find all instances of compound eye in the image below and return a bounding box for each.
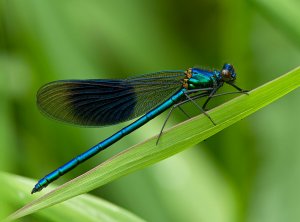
[221,69,230,78]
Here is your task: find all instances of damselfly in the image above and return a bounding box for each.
[32,63,247,193]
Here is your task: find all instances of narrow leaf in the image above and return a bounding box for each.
[7,66,300,221]
[0,172,145,222]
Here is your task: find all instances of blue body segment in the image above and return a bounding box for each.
[32,89,186,192]
[188,68,217,88]
[32,63,245,193]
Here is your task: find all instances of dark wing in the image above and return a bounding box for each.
[37,71,185,126]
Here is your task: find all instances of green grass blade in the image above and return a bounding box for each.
[7,67,300,221]
[0,172,145,222]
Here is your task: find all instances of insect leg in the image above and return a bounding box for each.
[227,82,249,94]
[156,92,209,145]
[202,83,223,110]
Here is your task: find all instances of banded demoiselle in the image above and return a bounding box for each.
[32,63,247,193]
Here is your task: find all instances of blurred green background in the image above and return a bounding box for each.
[0,0,299,221]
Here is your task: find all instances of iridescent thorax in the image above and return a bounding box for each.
[183,68,218,89]
[182,63,237,90]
